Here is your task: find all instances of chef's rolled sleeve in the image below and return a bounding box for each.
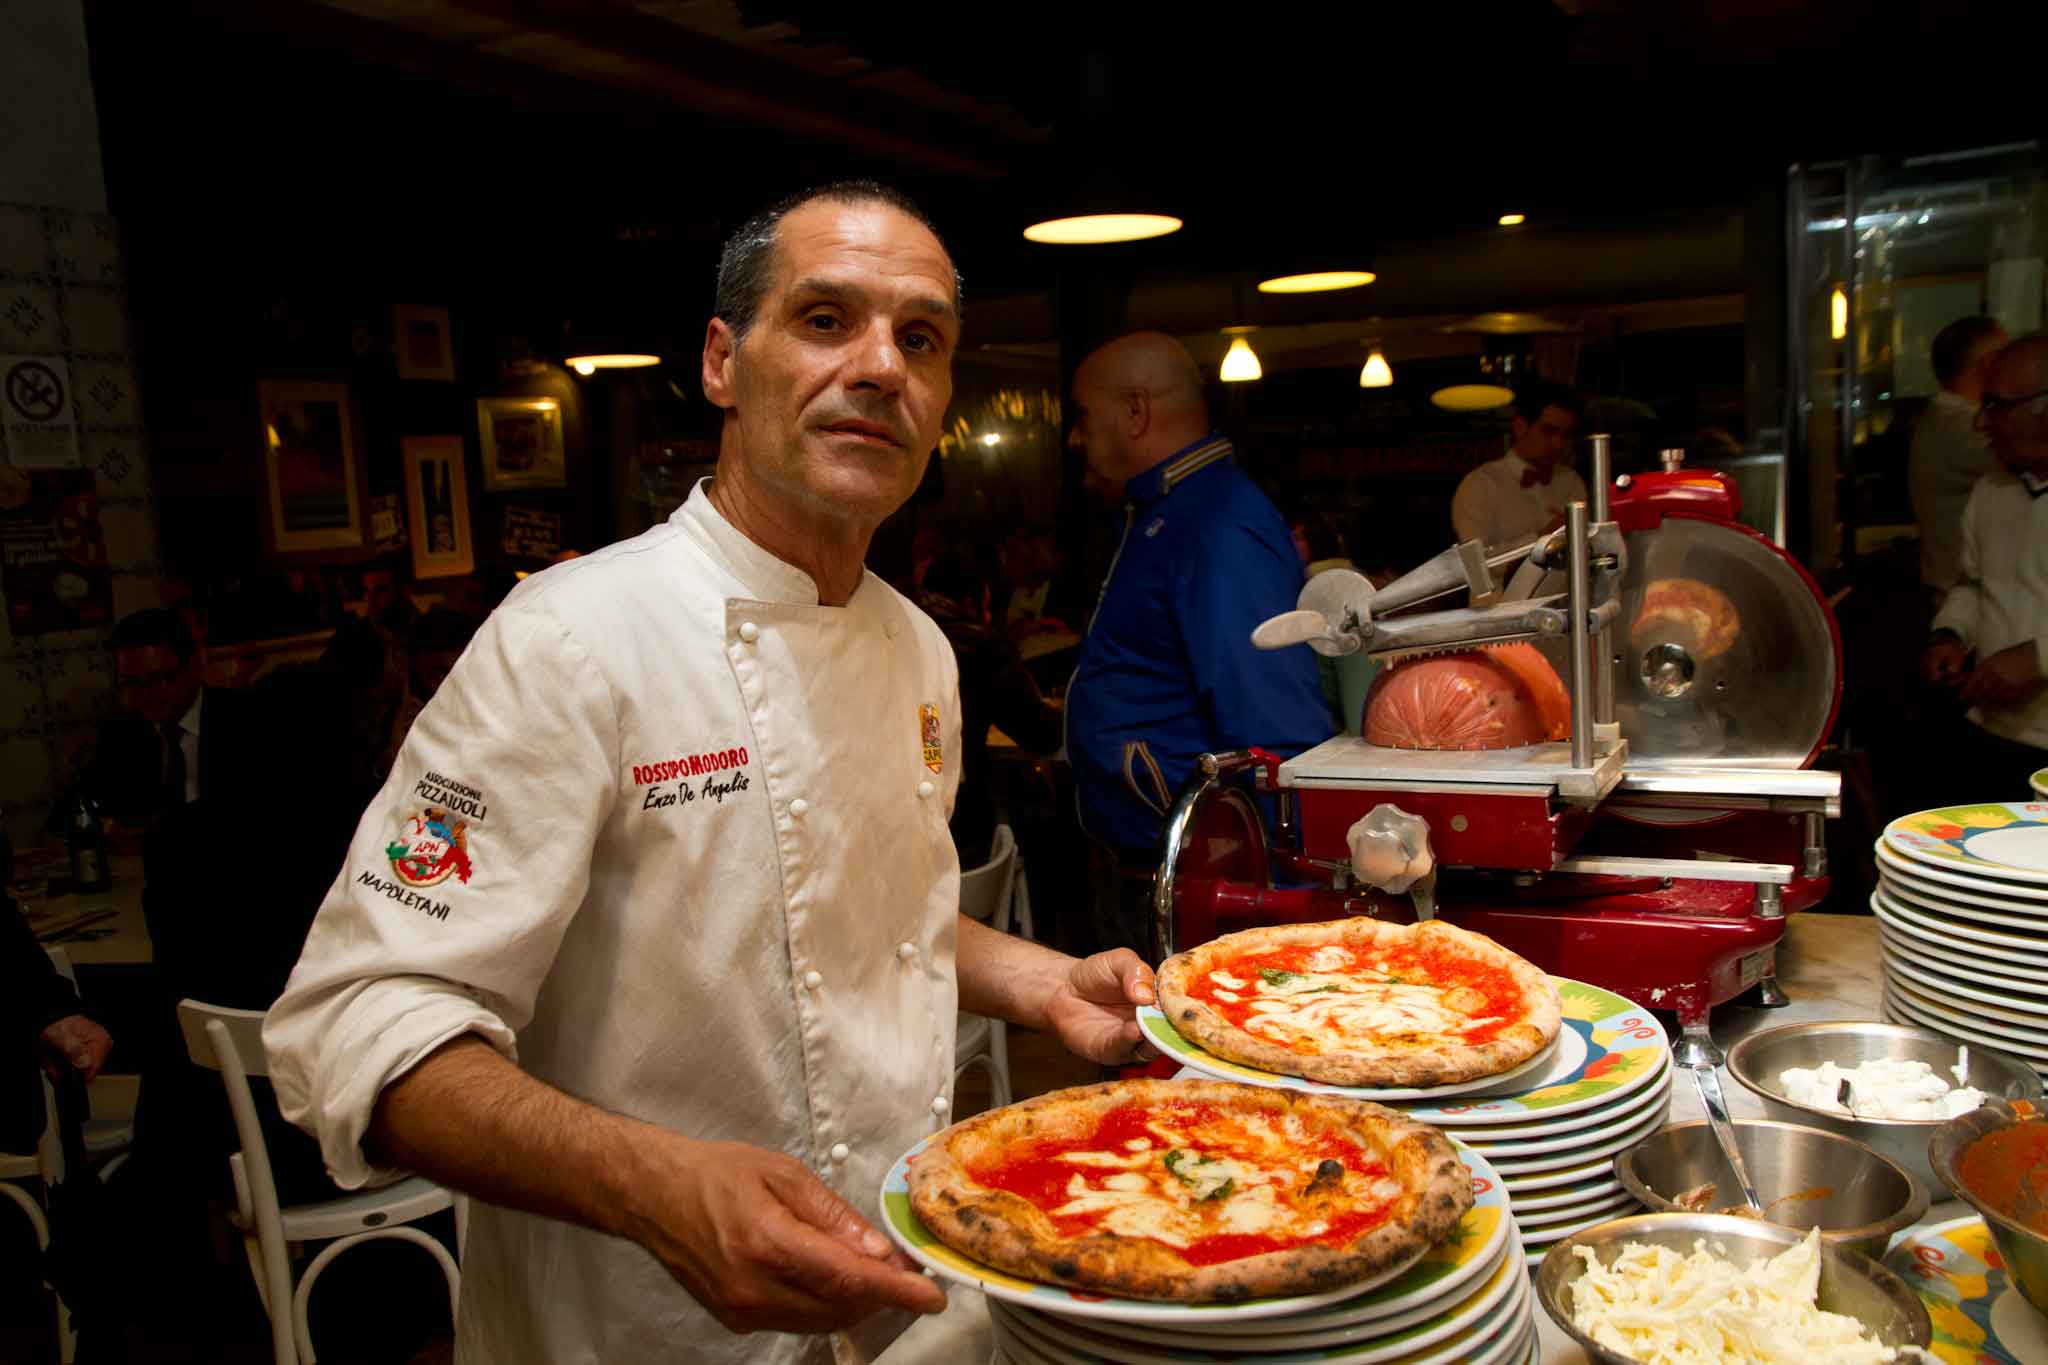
[264,600,620,1189]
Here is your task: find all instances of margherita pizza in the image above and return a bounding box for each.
[907,1078,1472,1302]
[1156,919,1562,1088]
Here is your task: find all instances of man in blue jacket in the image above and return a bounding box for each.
[1064,332,1336,958]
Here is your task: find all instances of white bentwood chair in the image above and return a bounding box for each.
[177,999,462,1364]
[955,823,1036,1110]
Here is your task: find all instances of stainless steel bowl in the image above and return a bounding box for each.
[1537,1213,1932,1363]
[1726,1020,2043,1194]
[1614,1119,1928,1259]
[1930,1100,2048,1320]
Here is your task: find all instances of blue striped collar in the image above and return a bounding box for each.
[1125,434,1234,503]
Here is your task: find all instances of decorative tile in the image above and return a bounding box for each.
[0,739,54,816]
[43,645,111,725]
[63,285,129,356]
[1,284,60,348]
[0,206,45,276]
[110,571,161,620]
[90,436,147,494]
[99,501,158,572]
[71,359,138,424]
[47,720,99,792]
[0,650,44,736]
[60,216,121,285]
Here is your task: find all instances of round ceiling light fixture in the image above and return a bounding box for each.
[566,353,661,376]
[1257,270,1377,294]
[1498,213,1527,227]
[1022,213,1183,245]
[1430,383,1515,412]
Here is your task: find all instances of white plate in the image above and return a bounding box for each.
[1876,925,2048,997]
[1484,1100,1670,1177]
[1137,1005,1564,1102]
[1501,1155,1617,1192]
[1877,842,2048,905]
[1419,1056,1672,1142]
[1457,1070,1672,1157]
[878,1136,1512,1326]
[1882,991,2048,1067]
[1002,1241,1524,1361]
[1882,947,2048,1022]
[1884,803,2048,885]
[1502,1176,1625,1212]
[1873,890,2048,959]
[1877,868,2048,934]
[1883,981,2048,1057]
[1511,1189,1640,1231]
[1874,897,2048,971]
[1516,1202,1634,1251]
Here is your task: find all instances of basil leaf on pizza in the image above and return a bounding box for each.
[906,1079,1472,1302]
[1157,919,1563,1089]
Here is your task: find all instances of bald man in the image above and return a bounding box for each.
[1063,333,1335,958]
[1923,331,2048,798]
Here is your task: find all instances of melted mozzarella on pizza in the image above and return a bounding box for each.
[1214,958,1503,1049]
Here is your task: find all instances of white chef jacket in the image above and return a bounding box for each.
[265,480,965,1365]
[1909,390,1998,592]
[1933,468,2048,750]
[1450,452,1589,553]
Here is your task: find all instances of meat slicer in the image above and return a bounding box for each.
[1153,439,1842,1066]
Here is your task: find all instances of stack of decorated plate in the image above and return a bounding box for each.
[1885,1216,2048,1365]
[1873,802,2048,1082]
[1140,977,1673,1269]
[883,1143,1536,1365]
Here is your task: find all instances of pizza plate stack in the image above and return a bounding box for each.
[883,1144,1535,1365]
[1141,976,1674,1270]
[1872,802,2048,1084]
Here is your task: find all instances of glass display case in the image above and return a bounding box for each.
[1787,145,2045,572]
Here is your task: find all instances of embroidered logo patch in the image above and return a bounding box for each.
[385,807,473,888]
[920,702,943,774]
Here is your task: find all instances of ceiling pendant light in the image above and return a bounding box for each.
[1498,213,1527,227]
[566,353,662,377]
[1023,213,1182,245]
[1359,347,1393,388]
[1830,286,1848,341]
[1257,270,1376,294]
[1219,327,1262,383]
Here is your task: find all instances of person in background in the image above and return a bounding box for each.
[1912,315,2007,600]
[1922,332,2048,798]
[918,550,1063,869]
[1063,332,1335,959]
[408,607,480,705]
[264,181,1154,1364]
[2,892,112,1155]
[1450,382,1587,552]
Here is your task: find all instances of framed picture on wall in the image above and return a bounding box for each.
[476,396,566,491]
[392,304,456,381]
[402,435,474,579]
[259,380,363,553]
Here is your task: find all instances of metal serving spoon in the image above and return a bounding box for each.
[1689,1063,1767,1215]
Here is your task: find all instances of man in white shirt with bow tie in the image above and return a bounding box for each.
[1450,382,1587,553]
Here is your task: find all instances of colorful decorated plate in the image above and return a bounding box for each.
[1501,1176,1624,1212]
[1456,1068,1671,1157]
[1878,924,2048,998]
[1880,844,2048,907]
[878,1137,1513,1326]
[1877,867,2048,934]
[1484,1101,1670,1178]
[1136,1008,1564,1102]
[1394,980,1669,1125]
[1514,1202,1633,1253]
[1499,1154,1616,1192]
[1884,1215,2048,1365]
[1883,948,2048,1022]
[1884,803,2048,886]
[1424,1056,1671,1142]
[995,1242,1523,1360]
[1512,1189,1638,1231]
[1875,891,2048,960]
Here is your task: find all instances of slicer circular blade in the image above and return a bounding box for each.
[1612,515,1840,769]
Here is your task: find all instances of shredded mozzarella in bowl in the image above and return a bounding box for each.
[1566,1228,1918,1364]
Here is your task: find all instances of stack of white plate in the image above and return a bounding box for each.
[882,1144,1533,1365]
[1139,977,1673,1270]
[1873,801,2048,1081]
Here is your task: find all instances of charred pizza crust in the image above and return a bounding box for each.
[1156,919,1562,1088]
[907,1078,1472,1303]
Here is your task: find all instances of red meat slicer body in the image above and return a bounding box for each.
[1155,444,1843,1066]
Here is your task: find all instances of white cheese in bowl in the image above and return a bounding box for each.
[1776,1054,1988,1121]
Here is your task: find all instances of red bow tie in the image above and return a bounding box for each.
[1520,464,1553,488]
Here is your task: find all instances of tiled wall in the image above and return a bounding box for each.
[0,200,160,844]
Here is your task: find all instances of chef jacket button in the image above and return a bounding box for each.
[803,970,823,990]
[790,798,810,819]
[917,780,935,800]
[930,1095,949,1115]
[829,1142,850,1162]
[738,621,760,643]
[897,941,917,962]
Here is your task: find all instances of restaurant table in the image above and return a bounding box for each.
[874,910,1979,1364]
[17,853,152,965]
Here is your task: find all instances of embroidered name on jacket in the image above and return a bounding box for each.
[630,746,752,811]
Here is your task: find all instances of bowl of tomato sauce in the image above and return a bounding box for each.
[1931,1098,2048,1320]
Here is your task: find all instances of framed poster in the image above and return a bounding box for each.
[0,467,113,634]
[501,504,562,560]
[392,304,455,381]
[259,380,363,553]
[402,435,473,579]
[477,396,565,491]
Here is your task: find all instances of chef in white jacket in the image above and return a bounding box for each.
[264,182,1157,1365]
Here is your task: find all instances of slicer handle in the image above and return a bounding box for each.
[1251,609,1336,651]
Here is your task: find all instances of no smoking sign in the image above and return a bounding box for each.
[2,353,80,469]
